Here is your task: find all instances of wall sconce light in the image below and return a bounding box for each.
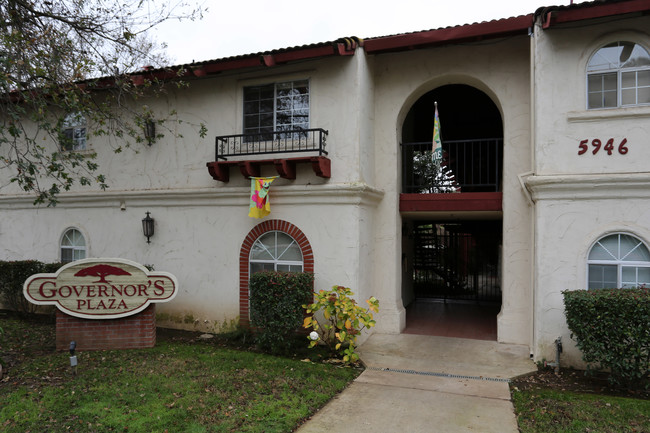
[142,211,154,243]
[144,118,156,146]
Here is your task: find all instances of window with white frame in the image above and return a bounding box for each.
[587,41,650,109]
[587,233,650,289]
[243,80,309,140]
[60,112,87,151]
[61,228,86,263]
[249,231,303,275]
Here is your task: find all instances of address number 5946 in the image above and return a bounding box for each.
[578,138,628,155]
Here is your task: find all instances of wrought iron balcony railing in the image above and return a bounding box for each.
[402,138,503,194]
[215,128,328,161]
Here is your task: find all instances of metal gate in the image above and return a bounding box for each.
[412,222,501,302]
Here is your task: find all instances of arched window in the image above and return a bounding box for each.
[249,231,303,274]
[587,41,650,109]
[61,112,87,151]
[587,233,650,289]
[61,228,86,263]
[239,220,314,326]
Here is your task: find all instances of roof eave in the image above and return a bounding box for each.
[363,14,534,55]
[542,0,650,29]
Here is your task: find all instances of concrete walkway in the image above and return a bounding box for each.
[297,333,536,433]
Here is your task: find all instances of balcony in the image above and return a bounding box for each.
[207,128,330,182]
[400,138,503,214]
[402,138,502,194]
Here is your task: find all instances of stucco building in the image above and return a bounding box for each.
[2,0,649,366]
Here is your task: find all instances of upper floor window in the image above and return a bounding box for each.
[60,112,87,151]
[587,233,650,289]
[249,231,303,275]
[243,80,309,140]
[61,228,86,263]
[587,41,650,109]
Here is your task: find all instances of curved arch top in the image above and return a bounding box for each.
[238,219,314,326]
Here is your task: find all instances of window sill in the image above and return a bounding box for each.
[567,105,650,123]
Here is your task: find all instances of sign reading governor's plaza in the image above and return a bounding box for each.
[24,258,178,320]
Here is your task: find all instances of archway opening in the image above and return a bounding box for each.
[402,84,503,193]
[401,84,503,341]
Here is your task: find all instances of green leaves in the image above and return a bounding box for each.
[0,1,205,205]
[303,285,379,364]
[249,271,315,354]
[563,288,650,389]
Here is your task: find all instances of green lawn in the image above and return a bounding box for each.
[512,386,650,433]
[0,315,359,432]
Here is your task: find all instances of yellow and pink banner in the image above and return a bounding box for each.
[248,176,278,218]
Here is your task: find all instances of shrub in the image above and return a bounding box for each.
[563,288,650,389]
[0,260,63,315]
[303,285,379,364]
[249,271,314,354]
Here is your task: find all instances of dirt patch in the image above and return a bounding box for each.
[511,367,650,400]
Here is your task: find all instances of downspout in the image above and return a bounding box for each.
[528,16,538,359]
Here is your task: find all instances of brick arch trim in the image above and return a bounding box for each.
[239,219,314,326]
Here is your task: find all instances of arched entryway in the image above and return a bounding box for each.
[400,84,503,341]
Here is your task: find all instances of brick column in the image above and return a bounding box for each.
[56,304,156,351]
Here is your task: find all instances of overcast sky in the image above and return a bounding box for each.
[152,0,585,65]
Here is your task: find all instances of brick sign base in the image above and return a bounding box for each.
[56,304,156,351]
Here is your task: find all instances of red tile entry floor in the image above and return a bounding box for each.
[403,300,500,341]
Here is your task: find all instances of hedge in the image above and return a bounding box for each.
[249,271,314,354]
[563,287,650,389]
[0,260,63,315]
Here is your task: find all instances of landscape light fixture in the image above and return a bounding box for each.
[69,341,77,376]
[142,212,155,243]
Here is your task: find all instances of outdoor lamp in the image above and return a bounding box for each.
[142,211,155,243]
[144,118,156,146]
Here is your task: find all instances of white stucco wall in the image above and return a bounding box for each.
[0,51,386,331]
[369,36,534,344]
[529,15,650,365]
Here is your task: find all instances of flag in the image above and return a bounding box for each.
[248,176,277,218]
[432,102,442,165]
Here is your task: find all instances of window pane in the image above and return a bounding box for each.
[622,266,650,288]
[73,230,85,247]
[244,114,259,129]
[622,71,636,88]
[589,239,617,260]
[588,264,617,289]
[639,87,650,104]
[276,96,291,111]
[244,87,260,101]
[588,74,603,91]
[250,233,275,260]
[623,244,650,261]
[603,90,617,107]
[622,44,650,68]
[276,233,302,261]
[603,73,617,90]
[259,99,273,114]
[622,88,636,105]
[639,70,650,86]
[61,249,73,263]
[294,81,309,93]
[588,44,621,71]
[277,264,291,272]
[620,234,642,259]
[638,267,650,286]
[588,92,602,109]
[250,262,274,274]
